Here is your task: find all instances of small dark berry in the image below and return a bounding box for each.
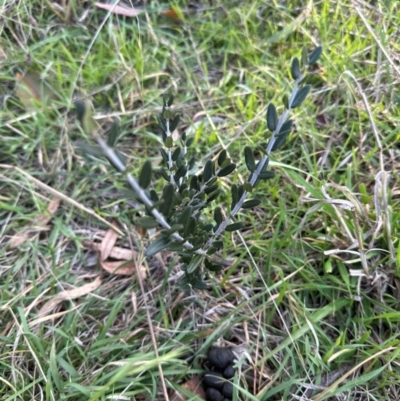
[223,364,235,379]
[208,347,235,370]
[206,387,224,401]
[221,381,233,399]
[203,371,224,389]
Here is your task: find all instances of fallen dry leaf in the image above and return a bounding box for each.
[101,260,146,278]
[9,196,60,249]
[100,228,119,261]
[92,242,135,260]
[38,276,102,316]
[95,2,142,17]
[169,376,206,401]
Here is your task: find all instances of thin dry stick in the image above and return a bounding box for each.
[0,164,124,236]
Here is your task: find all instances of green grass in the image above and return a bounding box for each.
[1,1,400,400]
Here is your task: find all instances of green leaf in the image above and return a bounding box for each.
[214,207,223,225]
[217,163,236,177]
[179,206,193,224]
[244,146,256,172]
[242,199,261,209]
[187,254,203,274]
[203,160,213,182]
[186,137,194,147]
[159,184,175,215]
[259,171,276,180]
[139,161,152,189]
[170,113,180,131]
[204,183,219,194]
[301,73,323,86]
[190,175,199,191]
[157,114,167,131]
[184,216,197,237]
[278,119,294,135]
[137,216,159,228]
[166,94,174,107]
[213,241,223,249]
[290,85,311,108]
[207,189,221,203]
[160,168,170,182]
[146,236,171,256]
[205,258,222,272]
[174,165,187,181]
[291,57,301,80]
[172,146,181,161]
[193,277,208,289]
[225,222,244,232]
[165,136,173,148]
[243,182,252,192]
[266,103,278,132]
[282,94,289,109]
[231,184,238,207]
[272,132,290,151]
[168,242,185,252]
[107,118,120,147]
[308,46,322,64]
[188,156,196,170]
[218,149,227,167]
[160,148,168,162]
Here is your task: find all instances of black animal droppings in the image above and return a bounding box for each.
[221,382,233,399]
[203,371,225,389]
[223,364,235,379]
[208,346,235,370]
[206,387,224,401]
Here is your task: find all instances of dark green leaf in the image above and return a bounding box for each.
[186,137,194,147]
[214,206,223,225]
[149,190,159,202]
[163,109,172,119]
[308,46,322,64]
[182,131,187,142]
[259,171,276,180]
[160,147,168,161]
[190,175,199,191]
[184,217,197,237]
[242,199,261,209]
[291,57,301,80]
[174,165,187,181]
[76,141,105,158]
[170,114,180,131]
[231,184,238,206]
[159,184,175,215]
[139,161,152,189]
[204,183,219,194]
[187,254,203,274]
[160,168,170,182]
[193,277,208,289]
[172,146,181,161]
[166,94,174,107]
[188,156,196,170]
[179,206,193,225]
[220,158,232,169]
[266,103,278,132]
[205,258,222,272]
[243,182,252,192]
[282,94,289,109]
[203,160,213,182]
[168,242,185,252]
[157,114,167,131]
[217,163,236,177]
[107,118,120,147]
[290,85,311,109]
[145,236,171,256]
[137,216,159,229]
[164,224,184,234]
[207,189,221,203]
[218,149,227,167]
[272,132,290,151]
[179,183,188,194]
[225,222,244,232]
[278,119,294,135]
[244,146,256,172]
[207,246,217,255]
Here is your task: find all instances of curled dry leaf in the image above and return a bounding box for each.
[38,276,102,316]
[9,196,60,249]
[169,375,206,401]
[95,2,142,17]
[101,260,146,279]
[100,228,119,261]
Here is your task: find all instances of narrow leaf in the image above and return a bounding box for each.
[139,161,152,189]
[160,168,170,182]
[272,132,290,151]
[244,146,256,172]
[187,254,203,274]
[266,103,278,132]
[308,46,322,64]
[282,94,289,109]
[218,149,227,167]
[242,199,261,209]
[290,85,311,108]
[145,236,171,256]
[231,184,238,206]
[159,184,175,215]
[225,222,244,232]
[217,163,236,177]
[214,207,223,225]
[170,113,180,132]
[291,57,301,80]
[259,171,276,180]
[207,189,221,203]
[186,137,194,147]
[278,119,294,135]
[174,165,187,181]
[137,216,159,229]
[160,148,168,161]
[179,206,193,225]
[172,146,181,161]
[203,160,213,182]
